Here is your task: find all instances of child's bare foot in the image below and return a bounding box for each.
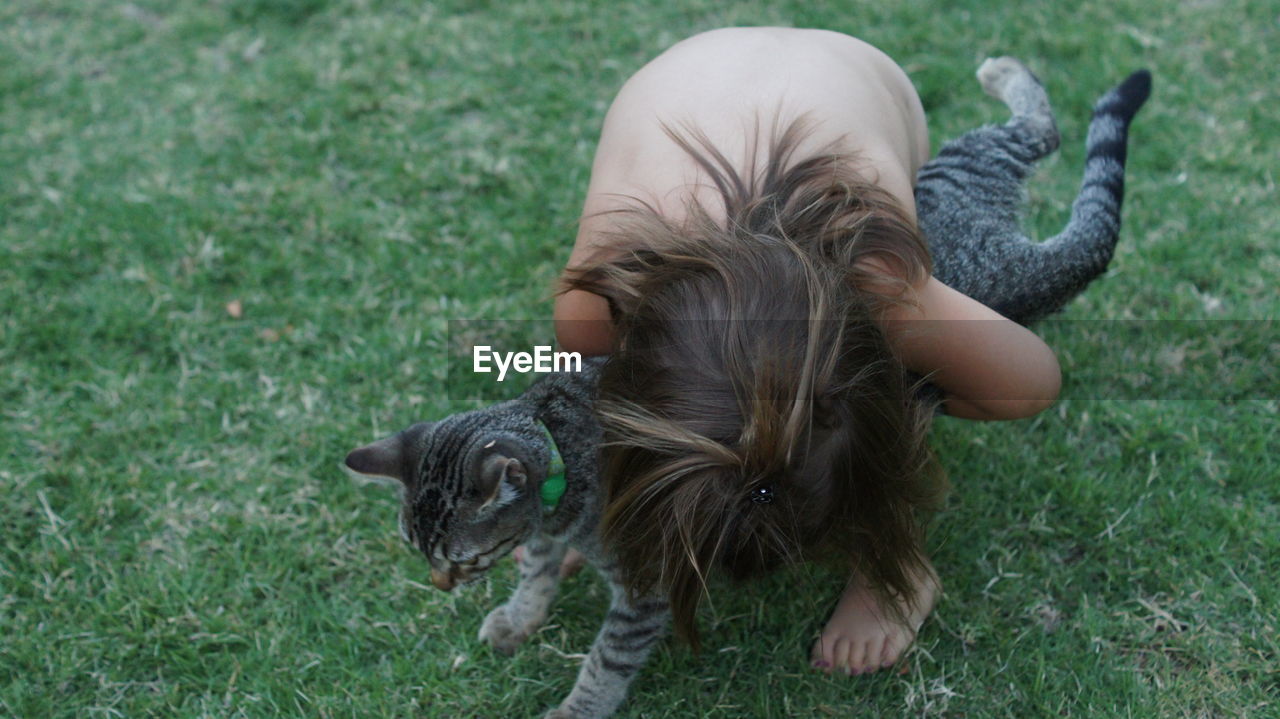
[810,559,940,675]
[512,546,587,578]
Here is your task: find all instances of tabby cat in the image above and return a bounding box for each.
[345,58,1150,719]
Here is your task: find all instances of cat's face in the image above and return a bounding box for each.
[345,418,541,591]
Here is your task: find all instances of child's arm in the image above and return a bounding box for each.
[879,275,1061,420]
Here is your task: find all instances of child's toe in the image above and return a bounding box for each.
[809,637,832,671]
[880,628,911,667]
[831,637,854,674]
[846,639,871,675]
[860,636,887,673]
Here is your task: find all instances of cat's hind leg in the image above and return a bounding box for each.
[975,68,1151,323]
[977,56,1060,160]
[915,57,1060,273]
[916,60,1150,325]
[479,534,568,655]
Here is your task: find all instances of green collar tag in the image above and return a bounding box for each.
[537,421,566,510]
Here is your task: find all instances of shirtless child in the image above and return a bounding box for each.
[551,28,1061,675]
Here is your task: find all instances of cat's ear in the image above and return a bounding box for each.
[477,450,527,510]
[345,423,432,484]
[345,434,406,482]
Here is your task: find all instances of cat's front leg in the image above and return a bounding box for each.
[544,587,668,719]
[479,534,567,655]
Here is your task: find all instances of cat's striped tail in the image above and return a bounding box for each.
[1037,70,1153,308]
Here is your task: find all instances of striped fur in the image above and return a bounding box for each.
[916,57,1152,325]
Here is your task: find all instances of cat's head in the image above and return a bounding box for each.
[344,416,543,592]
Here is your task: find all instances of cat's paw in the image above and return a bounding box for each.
[479,605,532,656]
[977,56,1032,100]
[542,706,579,719]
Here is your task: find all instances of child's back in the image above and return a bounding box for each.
[583,27,928,218]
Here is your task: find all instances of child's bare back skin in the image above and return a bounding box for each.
[553,27,1060,676]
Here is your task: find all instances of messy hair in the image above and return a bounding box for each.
[561,117,947,648]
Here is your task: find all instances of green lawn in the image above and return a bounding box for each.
[2,1,1276,717]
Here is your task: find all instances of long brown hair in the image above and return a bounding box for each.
[561,117,947,648]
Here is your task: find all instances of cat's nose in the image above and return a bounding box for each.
[430,567,456,592]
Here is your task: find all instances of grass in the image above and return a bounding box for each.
[1,0,1276,717]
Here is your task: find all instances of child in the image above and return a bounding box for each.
[553,28,1061,676]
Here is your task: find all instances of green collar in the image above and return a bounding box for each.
[537,420,566,511]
